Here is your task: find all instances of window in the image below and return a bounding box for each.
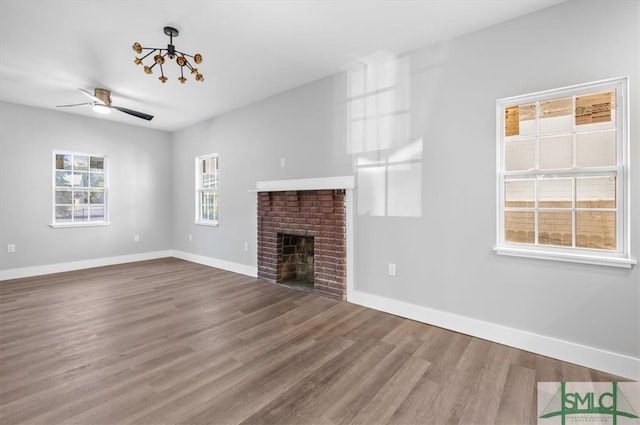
[52,151,108,227]
[495,78,634,268]
[195,154,218,225]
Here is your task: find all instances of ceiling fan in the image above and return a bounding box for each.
[56,88,153,121]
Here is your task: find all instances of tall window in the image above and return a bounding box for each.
[495,78,634,268]
[52,151,108,226]
[195,154,218,225]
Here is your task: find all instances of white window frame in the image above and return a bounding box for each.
[495,77,635,268]
[195,153,219,226]
[51,150,109,228]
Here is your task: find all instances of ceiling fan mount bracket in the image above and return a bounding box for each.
[163,26,179,38]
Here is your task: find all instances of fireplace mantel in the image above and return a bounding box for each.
[254,176,354,192]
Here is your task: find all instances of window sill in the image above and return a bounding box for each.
[50,221,111,229]
[194,220,219,227]
[494,246,636,269]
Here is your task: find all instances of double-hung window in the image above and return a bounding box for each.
[52,151,108,227]
[495,77,634,268]
[195,154,218,225]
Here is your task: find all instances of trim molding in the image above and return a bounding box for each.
[254,175,355,192]
[0,250,173,281]
[171,250,258,277]
[347,288,640,381]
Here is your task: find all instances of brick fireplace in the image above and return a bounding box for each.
[257,189,347,300]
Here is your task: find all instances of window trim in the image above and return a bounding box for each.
[494,77,635,268]
[50,150,110,228]
[194,153,219,226]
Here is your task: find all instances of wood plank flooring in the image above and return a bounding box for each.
[0,258,627,425]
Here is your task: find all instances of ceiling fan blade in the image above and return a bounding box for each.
[111,106,154,121]
[78,88,103,104]
[56,102,92,108]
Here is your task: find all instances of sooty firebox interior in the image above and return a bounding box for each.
[277,233,315,292]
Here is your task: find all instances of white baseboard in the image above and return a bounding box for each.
[170,250,257,278]
[347,288,640,381]
[0,250,173,281]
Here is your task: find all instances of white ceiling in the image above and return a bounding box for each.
[0,0,564,132]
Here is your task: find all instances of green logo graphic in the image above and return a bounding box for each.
[539,382,639,425]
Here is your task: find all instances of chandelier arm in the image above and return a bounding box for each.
[139,49,158,61]
[174,50,197,60]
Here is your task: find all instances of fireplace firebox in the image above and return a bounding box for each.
[257,189,346,300]
[277,233,314,291]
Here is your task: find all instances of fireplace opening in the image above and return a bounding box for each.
[277,233,314,292]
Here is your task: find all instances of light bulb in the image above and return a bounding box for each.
[93,104,111,114]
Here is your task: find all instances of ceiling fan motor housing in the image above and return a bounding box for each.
[94,88,111,106]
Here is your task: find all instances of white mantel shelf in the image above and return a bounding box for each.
[253,176,355,192]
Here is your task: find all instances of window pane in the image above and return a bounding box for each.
[90,173,104,188]
[575,90,614,126]
[539,135,572,169]
[504,179,534,208]
[56,154,71,170]
[74,156,89,171]
[576,131,616,167]
[539,97,572,134]
[202,158,208,174]
[576,176,616,208]
[538,178,572,208]
[89,206,105,220]
[90,191,104,204]
[505,138,535,171]
[73,191,89,204]
[73,205,89,221]
[203,173,217,189]
[504,211,535,243]
[89,157,104,171]
[201,191,218,221]
[506,103,536,137]
[576,211,616,250]
[72,172,88,187]
[538,211,572,246]
[55,190,72,204]
[55,206,72,222]
[56,171,72,187]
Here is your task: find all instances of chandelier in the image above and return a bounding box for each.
[133,26,204,84]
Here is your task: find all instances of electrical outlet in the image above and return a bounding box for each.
[134,234,140,242]
[388,263,397,277]
[244,242,249,252]
[189,234,193,242]
[7,244,16,253]
[280,157,286,168]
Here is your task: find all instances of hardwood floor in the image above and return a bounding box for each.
[0,258,627,425]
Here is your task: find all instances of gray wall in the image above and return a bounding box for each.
[170,73,349,262]
[171,0,639,359]
[0,102,172,269]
